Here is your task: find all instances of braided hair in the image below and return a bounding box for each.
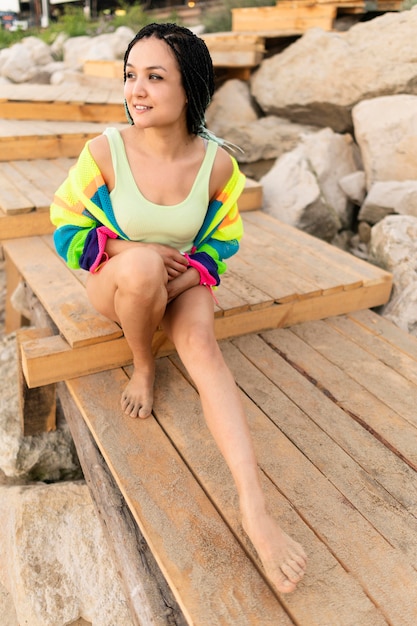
[123,23,215,138]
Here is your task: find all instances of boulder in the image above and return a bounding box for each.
[0,481,133,626]
[339,170,366,206]
[206,79,320,163]
[359,180,417,224]
[0,38,53,83]
[353,95,417,189]
[0,333,81,482]
[251,7,417,132]
[63,28,135,69]
[369,215,417,335]
[261,145,342,241]
[260,127,358,239]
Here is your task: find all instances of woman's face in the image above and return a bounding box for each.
[124,36,188,132]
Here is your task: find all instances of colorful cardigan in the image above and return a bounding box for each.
[50,141,246,286]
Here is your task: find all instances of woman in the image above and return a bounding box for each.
[50,23,307,594]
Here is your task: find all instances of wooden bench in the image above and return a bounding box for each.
[56,308,417,625]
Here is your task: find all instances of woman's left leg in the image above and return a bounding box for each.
[162,286,307,594]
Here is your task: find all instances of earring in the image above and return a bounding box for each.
[124,99,134,126]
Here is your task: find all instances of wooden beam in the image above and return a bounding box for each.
[17,328,56,436]
[58,382,187,626]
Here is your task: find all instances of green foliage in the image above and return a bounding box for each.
[402,0,417,8]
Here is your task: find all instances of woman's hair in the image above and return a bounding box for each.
[123,23,215,136]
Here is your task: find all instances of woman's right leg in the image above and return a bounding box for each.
[86,246,168,418]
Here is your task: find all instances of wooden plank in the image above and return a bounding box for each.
[3,246,27,333]
[3,237,122,348]
[241,217,364,293]
[65,367,290,626]
[17,328,56,435]
[234,236,323,299]
[0,101,125,123]
[228,333,417,545]
[238,177,263,211]
[58,382,187,626]
[83,60,124,79]
[349,308,417,361]
[264,320,417,470]
[0,161,52,211]
[0,164,34,214]
[0,209,55,240]
[243,210,393,285]
[10,159,69,204]
[326,312,417,386]
[232,5,337,33]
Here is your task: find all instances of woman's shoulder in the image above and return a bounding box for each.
[209,144,234,199]
[88,129,117,189]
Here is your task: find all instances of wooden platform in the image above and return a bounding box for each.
[61,308,417,625]
[0,83,125,123]
[0,119,126,161]
[3,211,392,389]
[0,156,262,240]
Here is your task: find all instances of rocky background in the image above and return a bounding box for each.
[2,6,417,625]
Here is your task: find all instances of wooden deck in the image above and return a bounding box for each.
[3,210,392,389]
[62,307,417,625]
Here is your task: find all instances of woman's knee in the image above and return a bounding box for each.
[117,248,167,295]
[177,322,219,361]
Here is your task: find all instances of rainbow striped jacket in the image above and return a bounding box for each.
[50,140,246,284]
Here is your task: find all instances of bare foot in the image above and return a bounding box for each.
[121,365,155,418]
[242,511,307,594]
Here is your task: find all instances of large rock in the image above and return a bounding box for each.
[206,79,319,163]
[63,28,135,69]
[369,215,417,335]
[251,7,417,132]
[359,180,417,224]
[0,333,81,482]
[0,37,53,83]
[352,95,417,189]
[0,481,133,626]
[260,127,358,239]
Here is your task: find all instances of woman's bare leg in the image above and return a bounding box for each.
[163,286,307,594]
[86,247,168,418]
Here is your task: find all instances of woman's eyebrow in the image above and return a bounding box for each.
[125,62,167,72]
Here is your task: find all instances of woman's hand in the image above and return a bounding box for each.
[148,243,189,280]
[167,267,200,302]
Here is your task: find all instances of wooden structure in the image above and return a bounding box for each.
[0,84,125,123]
[55,308,417,625]
[0,119,125,162]
[3,211,392,393]
[231,0,404,34]
[232,2,337,34]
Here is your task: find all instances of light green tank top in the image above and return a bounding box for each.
[104,127,218,251]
